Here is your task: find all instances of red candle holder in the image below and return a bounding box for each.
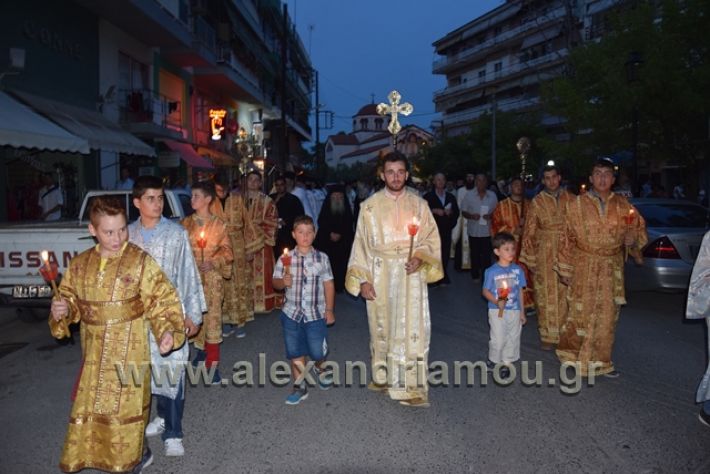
[197,230,207,263]
[281,248,291,273]
[40,250,59,295]
[496,285,510,318]
[407,216,419,260]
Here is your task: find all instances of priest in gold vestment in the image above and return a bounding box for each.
[554,158,647,377]
[519,165,575,348]
[245,170,279,313]
[212,183,259,334]
[49,196,185,473]
[491,176,534,310]
[346,153,443,408]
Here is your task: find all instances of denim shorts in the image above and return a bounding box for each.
[280,312,328,361]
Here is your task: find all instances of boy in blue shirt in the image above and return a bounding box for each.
[482,232,527,377]
[273,215,336,405]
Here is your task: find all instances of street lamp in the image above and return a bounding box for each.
[625,51,643,194]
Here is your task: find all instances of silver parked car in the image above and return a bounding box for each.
[625,199,709,291]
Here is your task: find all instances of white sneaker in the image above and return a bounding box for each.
[164,438,185,457]
[145,417,165,437]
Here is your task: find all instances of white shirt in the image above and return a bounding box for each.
[38,185,63,221]
[461,189,498,237]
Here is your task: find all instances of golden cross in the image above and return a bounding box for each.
[376,90,413,136]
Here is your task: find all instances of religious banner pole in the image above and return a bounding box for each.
[516,136,532,182]
[376,90,413,150]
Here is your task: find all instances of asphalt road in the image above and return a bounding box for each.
[1,270,709,473]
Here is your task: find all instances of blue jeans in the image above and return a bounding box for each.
[156,381,184,441]
[703,400,710,414]
[280,312,328,361]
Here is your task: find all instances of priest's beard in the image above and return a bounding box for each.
[330,199,346,216]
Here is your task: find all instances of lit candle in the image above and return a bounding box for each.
[497,280,510,318]
[407,216,420,260]
[281,248,292,273]
[197,230,207,263]
[624,208,635,261]
[40,250,59,295]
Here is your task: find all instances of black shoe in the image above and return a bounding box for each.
[699,410,710,428]
[499,367,511,379]
[603,369,620,378]
[131,448,153,473]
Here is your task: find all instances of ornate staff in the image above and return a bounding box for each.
[377,90,413,149]
[517,137,532,182]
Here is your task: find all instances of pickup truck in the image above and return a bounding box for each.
[0,189,192,308]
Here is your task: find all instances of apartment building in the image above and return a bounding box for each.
[432,0,617,137]
[0,0,312,220]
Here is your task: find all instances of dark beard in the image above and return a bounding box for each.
[465,183,475,190]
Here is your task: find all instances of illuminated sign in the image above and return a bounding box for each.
[209,108,227,140]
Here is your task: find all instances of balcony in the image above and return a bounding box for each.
[119,89,184,139]
[193,44,262,103]
[432,6,566,74]
[442,96,541,127]
[433,49,569,103]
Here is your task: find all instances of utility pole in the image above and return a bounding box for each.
[280,3,289,171]
[491,88,497,180]
[314,69,320,177]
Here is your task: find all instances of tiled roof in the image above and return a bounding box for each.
[328,132,359,145]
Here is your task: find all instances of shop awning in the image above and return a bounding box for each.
[13,91,156,157]
[164,140,215,169]
[0,91,89,153]
[196,146,235,166]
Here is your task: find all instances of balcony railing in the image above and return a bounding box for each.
[433,49,569,101]
[193,16,217,53]
[119,89,183,131]
[442,96,540,126]
[217,44,260,89]
[432,6,566,72]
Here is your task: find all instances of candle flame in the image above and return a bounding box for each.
[41,250,49,263]
[283,248,288,255]
[199,230,205,239]
[501,280,508,289]
[412,216,419,226]
[629,209,635,215]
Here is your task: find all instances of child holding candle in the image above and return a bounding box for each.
[273,215,335,405]
[482,232,527,377]
[181,181,233,384]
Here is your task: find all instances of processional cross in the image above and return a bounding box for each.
[376,90,413,146]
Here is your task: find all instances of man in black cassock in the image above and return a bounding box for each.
[315,184,354,292]
[270,174,304,252]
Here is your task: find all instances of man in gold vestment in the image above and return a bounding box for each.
[346,153,443,408]
[554,158,647,377]
[245,171,279,313]
[212,182,259,336]
[49,196,185,473]
[519,164,575,349]
[491,176,534,310]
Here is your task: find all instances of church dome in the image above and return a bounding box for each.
[353,103,378,117]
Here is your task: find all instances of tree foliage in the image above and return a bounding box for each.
[541,0,710,172]
[417,110,546,181]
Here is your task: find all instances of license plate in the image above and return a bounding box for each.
[12,284,52,298]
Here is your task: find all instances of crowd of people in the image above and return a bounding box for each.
[47,152,710,473]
